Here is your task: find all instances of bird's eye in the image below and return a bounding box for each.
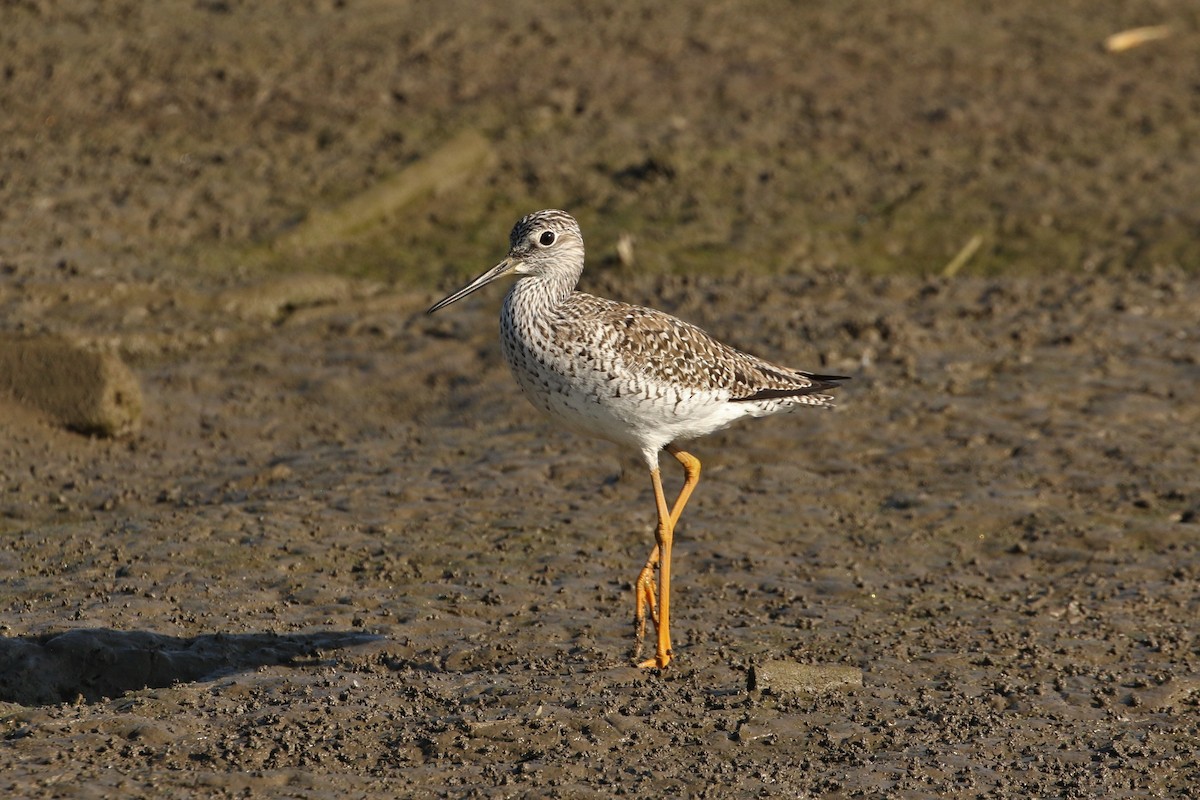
[538,230,556,247]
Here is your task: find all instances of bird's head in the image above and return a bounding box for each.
[428,209,584,313]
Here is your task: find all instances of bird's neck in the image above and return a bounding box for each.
[504,270,578,319]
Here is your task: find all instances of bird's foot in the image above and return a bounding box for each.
[632,558,659,661]
[637,650,672,670]
[633,561,672,668]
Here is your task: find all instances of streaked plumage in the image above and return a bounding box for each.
[429,209,847,669]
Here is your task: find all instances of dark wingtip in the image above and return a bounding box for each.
[733,386,823,402]
[731,371,850,403]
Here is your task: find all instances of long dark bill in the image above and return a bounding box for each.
[427,259,516,314]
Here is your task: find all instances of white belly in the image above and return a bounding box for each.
[503,334,746,453]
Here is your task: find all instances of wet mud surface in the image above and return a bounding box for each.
[3,2,1200,797]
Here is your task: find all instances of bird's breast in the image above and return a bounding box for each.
[498,302,749,450]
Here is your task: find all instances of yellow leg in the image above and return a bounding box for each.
[634,446,702,668]
[634,546,659,645]
[666,445,702,528]
[637,467,674,669]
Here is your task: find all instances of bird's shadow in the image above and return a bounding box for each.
[0,628,381,706]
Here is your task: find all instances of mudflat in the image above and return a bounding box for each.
[2,2,1198,797]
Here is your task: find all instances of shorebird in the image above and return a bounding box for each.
[428,210,847,669]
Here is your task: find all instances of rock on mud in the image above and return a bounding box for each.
[749,660,864,695]
[0,335,142,437]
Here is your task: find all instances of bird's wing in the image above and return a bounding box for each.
[555,293,847,400]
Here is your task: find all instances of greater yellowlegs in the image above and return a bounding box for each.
[428,209,847,669]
